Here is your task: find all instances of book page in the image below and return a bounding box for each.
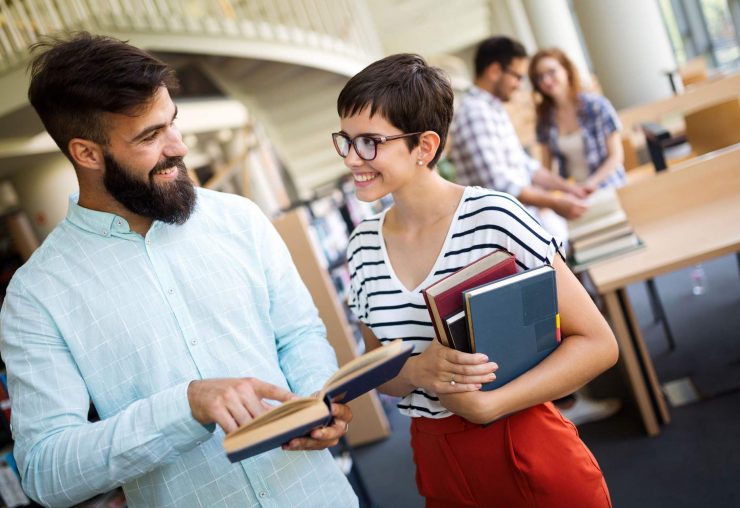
[227,396,318,436]
[322,339,406,392]
[224,400,329,453]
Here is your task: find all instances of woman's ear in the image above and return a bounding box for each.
[68,138,105,171]
[417,131,441,167]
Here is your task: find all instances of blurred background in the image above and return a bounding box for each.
[0,1,738,507]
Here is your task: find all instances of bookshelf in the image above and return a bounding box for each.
[273,207,392,447]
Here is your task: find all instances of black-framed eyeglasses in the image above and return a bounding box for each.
[535,68,557,84]
[331,131,422,161]
[504,67,526,82]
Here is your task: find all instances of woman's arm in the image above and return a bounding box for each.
[583,131,624,191]
[539,143,553,173]
[359,324,497,397]
[438,255,618,423]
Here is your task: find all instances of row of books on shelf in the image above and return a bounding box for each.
[567,187,643,269]
[222,249,560,461]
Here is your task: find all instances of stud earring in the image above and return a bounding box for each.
[417,159,424,166]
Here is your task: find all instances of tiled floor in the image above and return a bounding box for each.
[351,254,740,508]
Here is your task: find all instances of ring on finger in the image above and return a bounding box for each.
[449,374,456,386]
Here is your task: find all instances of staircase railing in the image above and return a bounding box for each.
[0,0,382,73]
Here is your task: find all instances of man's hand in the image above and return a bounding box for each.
[188,378,297,434]
[408,339,497,394]
[566,182,590,199]
[552,194,589,220]
[282,402,353,451]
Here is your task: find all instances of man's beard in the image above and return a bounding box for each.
[493,80,512,102]
[103,152,197,225]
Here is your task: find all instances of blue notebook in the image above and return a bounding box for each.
[224,340,414,462]
[463,265,560,391]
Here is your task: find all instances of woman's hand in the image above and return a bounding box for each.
[438,390,496,424]
[407,339,497,394]
[579,180,598,195]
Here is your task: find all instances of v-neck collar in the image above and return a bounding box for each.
[377,187,470,294]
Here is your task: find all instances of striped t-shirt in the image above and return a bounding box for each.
[346,186,563,418]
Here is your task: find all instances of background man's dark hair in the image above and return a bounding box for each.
[27,31,178,161]
[336,53,454,168]
[474,36,528,77]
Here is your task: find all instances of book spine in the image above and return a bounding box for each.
[422,291,448,346]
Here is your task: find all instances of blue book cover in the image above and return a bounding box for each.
[224,340,414,462]
[464,265,559,392]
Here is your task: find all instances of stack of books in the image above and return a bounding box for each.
[423,252,560,391]
[568,187,642,267]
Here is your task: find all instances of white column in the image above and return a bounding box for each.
[521,0,592,87]
[571,0,676,109]
[489,0,538,53]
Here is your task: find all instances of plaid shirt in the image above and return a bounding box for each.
[449,86,540,197]
[536,92,626,189]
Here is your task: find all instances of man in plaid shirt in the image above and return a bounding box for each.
[449,37,589,230]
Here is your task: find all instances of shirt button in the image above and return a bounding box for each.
[102,229,108,236]
[196,440,202,446]
[145,239,151,245]
[168,288,174,295]
[258,491,268,498]
[116,220,122,226]
[190,338,198,345]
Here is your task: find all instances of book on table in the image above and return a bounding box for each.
[567,187,628,242]
[568,187,643,268]
[422,250,517,347]
[463,264,560,391]
[223,339,414,462]
[573,232,642,265]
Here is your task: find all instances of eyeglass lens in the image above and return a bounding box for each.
[334,134,377,160]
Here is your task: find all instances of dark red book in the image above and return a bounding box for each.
[422,250,516,347]
[0,381,10,426]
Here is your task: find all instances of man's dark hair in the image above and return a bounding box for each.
[474,36,528,77]
[27,32,178,161]
[336,53,453,168]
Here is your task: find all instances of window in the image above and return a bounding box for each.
[659,0,740,69]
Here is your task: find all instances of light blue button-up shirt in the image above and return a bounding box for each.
[0,188,357,508]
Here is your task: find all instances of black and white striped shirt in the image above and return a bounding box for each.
[347,186,563,418]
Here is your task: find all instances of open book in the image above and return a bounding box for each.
[567,187,628,241]
[223,340,414,462]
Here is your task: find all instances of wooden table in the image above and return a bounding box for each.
[586,145,740,436]
[619,72,740,158]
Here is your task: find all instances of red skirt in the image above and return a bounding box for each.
[410,402,612,508]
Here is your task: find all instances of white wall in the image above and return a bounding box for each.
[11,154,78,240]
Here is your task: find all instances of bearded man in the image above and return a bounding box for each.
[0,32,356,508]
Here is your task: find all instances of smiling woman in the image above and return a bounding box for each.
[336,52,617,507]
[529,47,626,192]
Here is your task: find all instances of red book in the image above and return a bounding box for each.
[0,381,10,425]
[422,250,517,347]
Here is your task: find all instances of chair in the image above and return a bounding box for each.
[678,57,708,88]
[621,135,641,171]
[684,98,740,156]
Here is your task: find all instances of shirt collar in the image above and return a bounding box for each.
[469,85,503,109]
[65,193,134,237]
